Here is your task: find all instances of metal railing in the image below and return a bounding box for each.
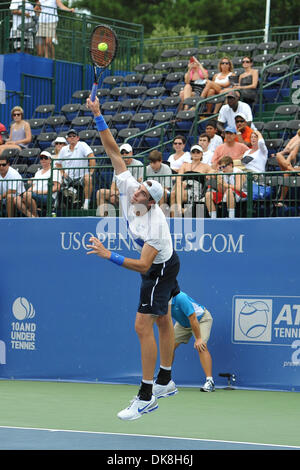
[1,164,300,219]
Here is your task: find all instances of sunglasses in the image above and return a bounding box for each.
[67,134,77,138]
[13,113,21,116]
[242,60,251,63]
[235,119,245,123]
[174,142,183,145]
[121,150,130,155]
[0,162,8,167]
[221,62,230,65]
[191,149,201,154]
[55,142,65,145]
[219,164,229,170]
[40,155,50,160]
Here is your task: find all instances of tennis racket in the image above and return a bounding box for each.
[90,24,118,102]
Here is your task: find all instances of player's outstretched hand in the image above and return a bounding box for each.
[86,236,110,259]
[86,96,101,116]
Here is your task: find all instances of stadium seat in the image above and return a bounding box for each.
[263,121,287,139]
[71,89,90,103]
[154,62,174,73]
[134,63,153,73]
[218,43,239,56]
[111,113,132,132]
[179,47,199,58]
[153,111,174,126]
[78,129,98,146]
[198,46,217,57]
[0,147,20,164]
[142,73,164,88]
[273,104,299,121]
[125,86,147,99]
[124,73,143,87]
[164,71,184,90]
[96,88,110,103]
[145,87,167,98]
[12,164,28,176]
[110,87,127,101]
[121,98,143,114]
[32,104,55,119]
[237,43,257,54]
[143,128,163,147]
[161,95,181,113]
[28,118,46,140]
[170,59,189,72]
[102,75,124,88]
[139,98,161,113]
[286,119,300,137]
[161,49,179,59]
[70,116,93,133]
[60,103,81,123]
[256,42,277,54]
[117,128,141,146]
[265,138,284,156]
[130,112,153,131]
[36,132,57,150]
[175,109,195,131]
[18,147,41,165]
[44,115,68,133]
[101,101,121,115]
[279,40,300,53]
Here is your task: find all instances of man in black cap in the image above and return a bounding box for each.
[56,128,95,210]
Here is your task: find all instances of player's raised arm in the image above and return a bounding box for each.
[86,96,126,175]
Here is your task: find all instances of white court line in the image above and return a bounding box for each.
[0,425,299,449]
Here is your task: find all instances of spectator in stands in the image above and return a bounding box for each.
[9,0,40,53]
[234,113,254,147]
[15,150,61,217]
[0,155,25,217]
[205,156,247,219]
[200,57,235,114]
[241,130,268,173]
[96,143,143,217]
[168,135,191,173]
[52,135,67,156]
[0,106,32,156]
[217,91,254,133]
[275,130,300,170]
[0,123,9,146]
[198,133,214,166]
[36,0,74,59]
[211,126,248,168]
[205,121,223,153]
[146,150,172,206]
[179,57,208,110]
[55,128,95,210]
[170,144,211,217]
[275,137,300,207]
[235,56,259,105]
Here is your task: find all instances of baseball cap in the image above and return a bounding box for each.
[224,126,237,133]
[67,129,79,136]
[190,144,203,153]
[143,179,163,203]
[227,91,238,98]
[53,136,68,144]
[40,151,52,159]
[120,143,133,153]
[235,112,247,121]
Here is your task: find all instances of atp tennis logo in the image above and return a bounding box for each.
[12,297,35,321]
[233,297,272,343]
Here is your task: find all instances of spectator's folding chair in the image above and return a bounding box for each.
[103,75,124,89]
[142,73,164,88]
[179,47,199,58]
[117,128,141,146]
[28,118,46,142]
[0,147,20,164]
[170,59,189,72]
[161,95,181,113]
[256,42,277,54]
[273,104,299,121]
[143,128,163,148]
[164,72,184,91]
[110,87,127,101]
[36,132,57,151]
[44,115,68,133]
[130,112,153,132]
[101,101,121,116]
[96,88,110,103]
[71,89,90,103]
[125,86,147,100]
[161,49,179,60]
[111,113,132,132]
[60,103,81,123]
[121,98,142,115]
[263,121,287,139]
[78,129,98,146]
[139,98,161,113]
[154,62,173,74]
[18,147,41,165]
[145,87,167,99]
[32,104,55,119]
[134,63,153,74]
[70,116,93,133]
[124,73,143,87]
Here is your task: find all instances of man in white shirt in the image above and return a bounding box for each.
[205,121,223,153]
[9,0,38,52]
[56,128,95,210]
[217,91,254,132]
[86,96,181,422]
[0,155,25,217]
[198,133,214,166]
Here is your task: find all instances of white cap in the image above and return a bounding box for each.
[190,144,203,153]
[143,179,163,203]
[40,151,52,159]
[235,112,247,121]
[53,136,68,144]
[120,143,133,153]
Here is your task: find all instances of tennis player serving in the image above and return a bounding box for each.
[86,96,181,421]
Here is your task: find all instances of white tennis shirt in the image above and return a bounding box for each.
[115,170,173,264]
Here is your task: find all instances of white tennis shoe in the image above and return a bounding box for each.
[200,378,215,392]
[153,380,178,399]
[117,395,158,421]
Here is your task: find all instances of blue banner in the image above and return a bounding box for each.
[0,217,300,391]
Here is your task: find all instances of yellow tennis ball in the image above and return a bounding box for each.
[98,42,108,52]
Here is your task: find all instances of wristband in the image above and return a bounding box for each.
[95,115,108,132]
[109,251,125,266]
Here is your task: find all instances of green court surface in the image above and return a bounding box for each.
[0,380,299,449]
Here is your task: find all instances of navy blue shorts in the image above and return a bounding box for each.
[138,251,180,316]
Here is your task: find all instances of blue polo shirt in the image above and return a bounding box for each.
[171,291,205,328]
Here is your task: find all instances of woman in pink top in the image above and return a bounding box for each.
[179,56,208,110]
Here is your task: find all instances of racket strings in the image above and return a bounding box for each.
[90,28,116,67]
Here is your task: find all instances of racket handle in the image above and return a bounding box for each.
[91,83,98,102]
